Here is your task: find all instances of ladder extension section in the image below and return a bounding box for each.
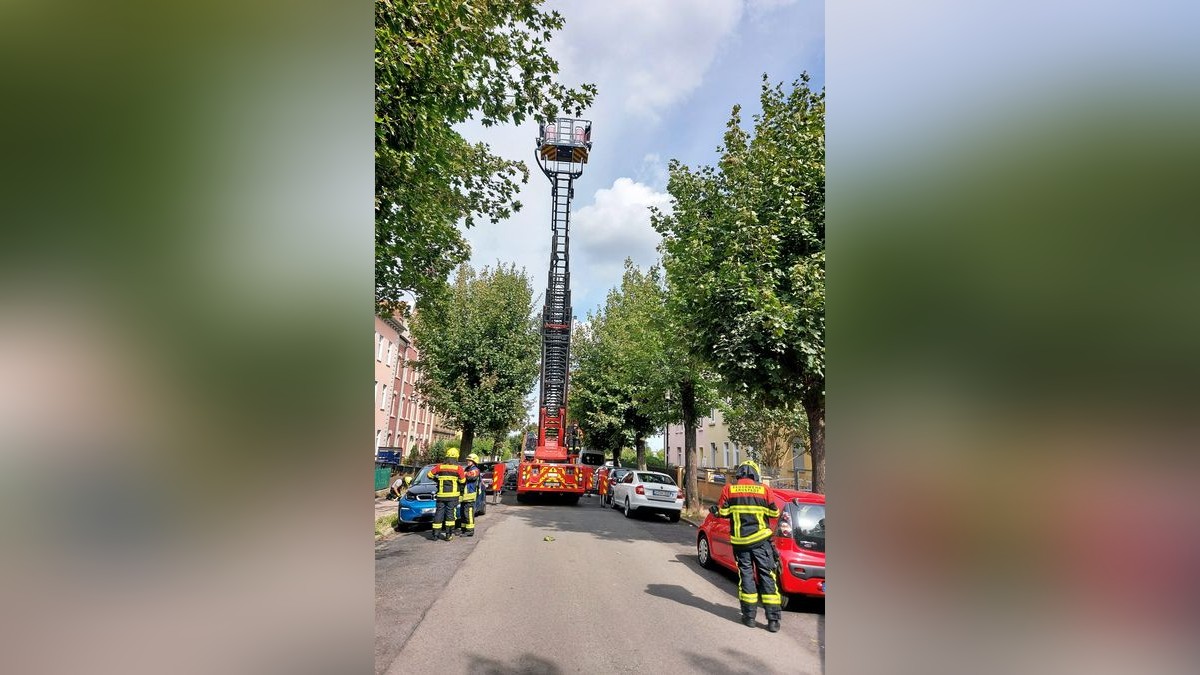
[541,173,573,422]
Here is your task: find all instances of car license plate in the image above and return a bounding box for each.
[545,481,559,487]
[421,507,434,514]
[653,490,671,497]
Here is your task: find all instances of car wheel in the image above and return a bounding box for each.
[516,492,527,503]
[668,511,681,523]
[624,498,635,518]
[697,534,714,569]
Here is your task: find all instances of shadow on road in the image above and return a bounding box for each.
[685,648,779,675]
[465,652,561,675]
[671,553,826,615]
[645,583,743,626]
[502,492,696,546]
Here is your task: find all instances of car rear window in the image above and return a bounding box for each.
[637,473,675,485]
[788,502,825,552]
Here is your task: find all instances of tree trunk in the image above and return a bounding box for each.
[681,378,699,511]
[635,432,647,470]
[460,423,475,459]
[803,401,824,494]
[491,430,505,460]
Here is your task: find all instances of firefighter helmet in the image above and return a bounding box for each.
[467,453,479,463]
[735,460,761,481]
[445,447,460,459]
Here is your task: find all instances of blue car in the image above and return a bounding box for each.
[396,464,488,531]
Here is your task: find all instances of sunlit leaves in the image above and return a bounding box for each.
[410,263,540,443]
[652,74,825,491]
[376,0,597,313]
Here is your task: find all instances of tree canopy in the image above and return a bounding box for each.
[410,263,540,455]
[375,0,596,313]
[652,74,825,491]
[568,261,667,468]
[724,393,808,476]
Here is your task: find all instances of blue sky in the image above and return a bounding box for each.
[457,0,823,434]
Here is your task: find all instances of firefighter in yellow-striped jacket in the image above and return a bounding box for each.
[716,460,783,632]
[427,448,465,541]
[456,454,481,536]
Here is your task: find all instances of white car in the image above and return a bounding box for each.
[610,470,683,522]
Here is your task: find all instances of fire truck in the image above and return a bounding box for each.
[515,118,604,503]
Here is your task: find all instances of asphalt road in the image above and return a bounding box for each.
[376,492,824,674]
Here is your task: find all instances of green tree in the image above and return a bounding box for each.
[652,74,825,492]
[569,317,630,467]
[570,259,717,504]
[569,262,664,469]
[411,263,540,457]
[724,394,809,476]
[375,0,597,313]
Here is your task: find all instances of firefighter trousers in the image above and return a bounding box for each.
[734,540,782,621]
[431,497,459,536]
[458,496,476,533]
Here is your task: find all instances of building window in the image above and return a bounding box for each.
[733,443,740,464]
[380,384,389,410]
[708,410,716,425]
[377,337,387,362]
[374,380,378,407]
[387,344,397,367]
[723,442,730,467]
[375,429,384,448]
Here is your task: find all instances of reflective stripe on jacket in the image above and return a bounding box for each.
[717,478,780,546]
[427,463,465,498]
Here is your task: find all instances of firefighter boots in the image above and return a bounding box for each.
[767,620,781,633]
[741,615,756,628]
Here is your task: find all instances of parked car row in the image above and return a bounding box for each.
[591,464,827,604]
[594,466,684,522]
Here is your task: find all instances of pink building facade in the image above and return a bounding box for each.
[375,314,447,460]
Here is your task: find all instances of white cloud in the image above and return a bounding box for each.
[551,0,744,120]
[572,177,671,308]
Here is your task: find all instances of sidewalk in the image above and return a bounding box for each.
[376,497,397,521]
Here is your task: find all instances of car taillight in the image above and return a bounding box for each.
[777,508,792,537]
[635,485,645,495]
[676,490,684,501]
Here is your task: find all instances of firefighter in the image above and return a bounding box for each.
[597,467,610,507]
[457,453,481,536]
[386,472,412,500]
[716,459,783,632]
[427,449,465,541]
[492,461,505,505]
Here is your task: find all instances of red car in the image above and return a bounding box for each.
[696,488,826,603]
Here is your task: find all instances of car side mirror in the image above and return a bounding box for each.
[708,505,718,515]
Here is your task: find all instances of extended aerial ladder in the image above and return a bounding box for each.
[515,118,600,502]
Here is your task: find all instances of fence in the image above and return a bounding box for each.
[672,466,812,503]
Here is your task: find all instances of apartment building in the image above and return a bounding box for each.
[665,406,811,483]
[375,313,448,459]
[664,407,745,470]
